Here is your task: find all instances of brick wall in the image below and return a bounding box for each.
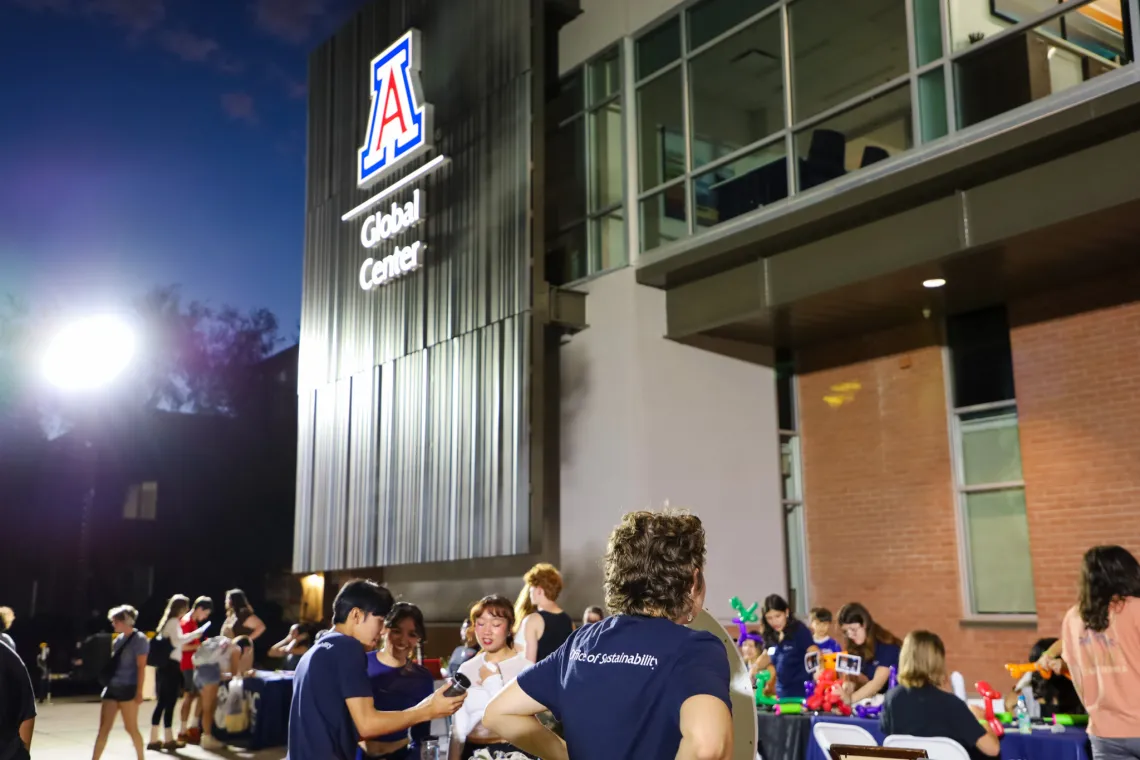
[1009,270,1140,638]
[798,321,1031,692]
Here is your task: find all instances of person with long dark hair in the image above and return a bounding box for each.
[357,602,435,760]
[221,590,266,651]
[1060,545,1140,760]
[1004,638,1084,717]
[837,602,902,704]
[749,594,818,699]
[148,595,207,750]
[484,510,733,760]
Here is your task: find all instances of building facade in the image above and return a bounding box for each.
[300,0,1140,686]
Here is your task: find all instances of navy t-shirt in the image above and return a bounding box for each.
[768,622,815,698]
[287,632,373,760]
[515,615,731,760]
[861,642,901,691]
[815,637,842,654]
[881,685,989,760]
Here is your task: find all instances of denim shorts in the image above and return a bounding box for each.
[193,664,222,689]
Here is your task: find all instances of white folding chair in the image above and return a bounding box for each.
[884,735,971,760]
[813,721,879,755]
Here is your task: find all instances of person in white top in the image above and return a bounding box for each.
[148,595,207,750]
[450,595,532,760]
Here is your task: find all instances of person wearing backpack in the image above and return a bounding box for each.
[147,595,207,751]
[92,605,149,760]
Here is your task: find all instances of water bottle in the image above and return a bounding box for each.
[1016,694,1031,734]
[420,739,440,760]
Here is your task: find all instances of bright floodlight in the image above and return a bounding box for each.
[43,315,137,391]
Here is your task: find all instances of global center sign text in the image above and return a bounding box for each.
[358,190,423,291]
[342,28,448,292]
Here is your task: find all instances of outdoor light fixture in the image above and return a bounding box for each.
[923,278,946,289]
[43,314,137,391]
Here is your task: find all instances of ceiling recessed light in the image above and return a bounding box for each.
[923,278,946,289]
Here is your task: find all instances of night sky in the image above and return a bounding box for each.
[0,0,367,335]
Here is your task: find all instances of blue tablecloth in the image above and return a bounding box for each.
[214,671,294,749]
[804,715,1089,760]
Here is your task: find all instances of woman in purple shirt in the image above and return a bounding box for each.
[357,603,434,760]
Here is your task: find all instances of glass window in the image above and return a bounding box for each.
[914,0,944,66]
[776,349,796,431]
[780,437,803,501]
[794,85,913,192]
[960,409,1023,485]
[548,71,583,125]
[919,68,949,143]
[638,67,685,191]
[790,0,909,121]
[947,306,1016,407]
[637,17,682,79]
[590,100,623,211]
[591,210,627,273]
[785,500,809,616]
[964,488,1036,614]
[589,49,621,105]
[546,223,587,286]
[688,0,780,50]
[546,118,586,232]
[641,187,689,251]
[954,2,1127,129]
[693,141,787,230]
[689,13,784,169]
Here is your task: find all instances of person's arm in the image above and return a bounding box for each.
[268,635,294,659]
[346,684,466,739]
[850,666,891,703]
[520,613,543,663]
[482,680,569,760]
[676,695,732,760]
[245,615,267,641]
[169,622,206,649]
[134,653,147,702]
[19,717,34,750]
[965,703,1000,756]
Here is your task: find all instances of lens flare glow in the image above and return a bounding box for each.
[43,315,136,391]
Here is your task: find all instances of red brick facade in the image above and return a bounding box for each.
[797,273,1140,692]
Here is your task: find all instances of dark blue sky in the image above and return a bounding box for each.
[0,0,366,336]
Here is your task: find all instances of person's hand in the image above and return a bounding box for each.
[969,704,986,720]
[419,682,467,719]
[1036,652,1063,675]
[134,692,144,704]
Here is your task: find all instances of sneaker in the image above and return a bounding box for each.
[186,727,202,745]
[200,735,226,751]
[146,741,163,751]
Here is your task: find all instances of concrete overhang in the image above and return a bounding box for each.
[643,66,1140,351]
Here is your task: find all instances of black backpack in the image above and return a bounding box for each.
[147,634,173,667]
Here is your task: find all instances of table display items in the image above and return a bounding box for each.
[853,667,897,719]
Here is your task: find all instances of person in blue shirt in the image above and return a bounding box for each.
[358,603,435,760]
[750,595,818,699]
[809,608,842,654]
[837,602,902,705]
[287,580,465,760]
[482,510,733,760]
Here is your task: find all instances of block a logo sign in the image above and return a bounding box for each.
[357,28,434,189]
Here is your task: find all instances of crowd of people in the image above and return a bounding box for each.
[737,545,1140,760]
[2,519,1140,760]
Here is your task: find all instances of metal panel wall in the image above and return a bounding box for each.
[294,0,534,572]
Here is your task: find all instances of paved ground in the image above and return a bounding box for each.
[29,698,286,760]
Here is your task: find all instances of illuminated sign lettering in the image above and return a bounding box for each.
[357,29,433,189]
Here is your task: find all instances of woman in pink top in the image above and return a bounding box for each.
[1060,545,1140,760]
